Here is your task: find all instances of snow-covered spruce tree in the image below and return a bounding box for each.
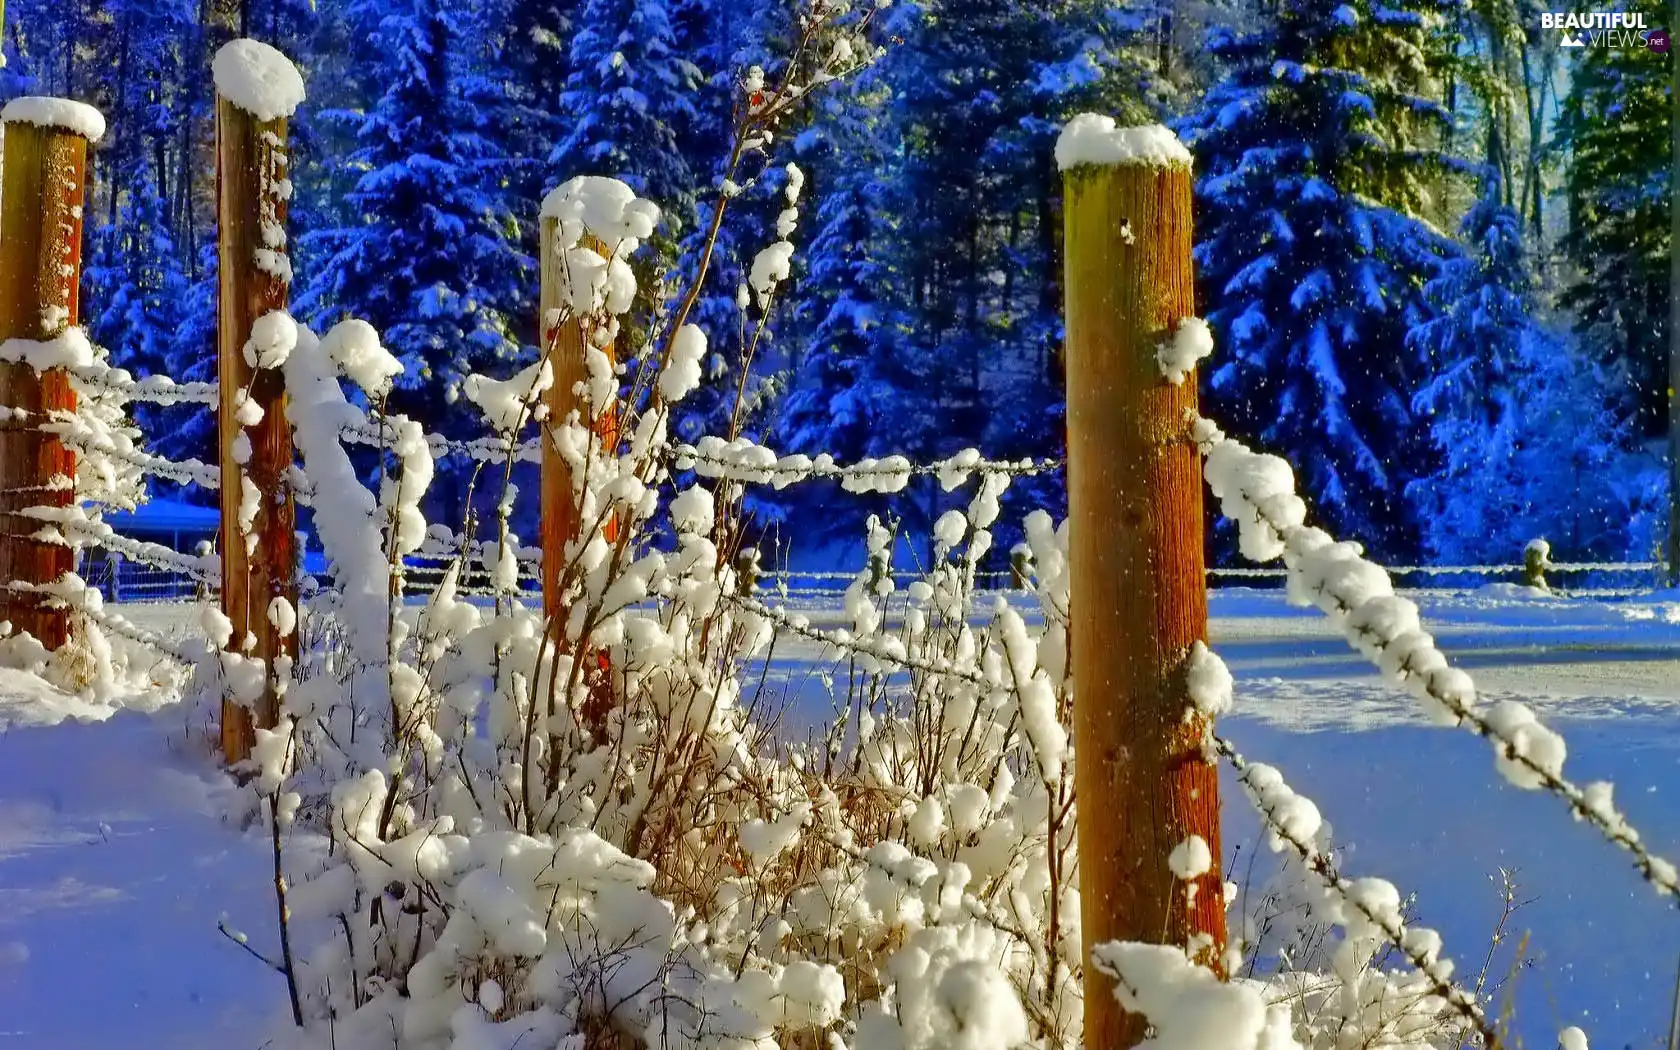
[773,76,923,543]
[495,0,581,170]
[1407,177,1634,562]
[1556,0,1671,442]
[658,0,794,454]
[82,176,190,440]
[781,0,1164,550]
[1181,0,1464,557]
[74,0,202,472]
[158,243,221,467]
[484,0,585,342]
[297,0,530,522]
[553,0,704,224]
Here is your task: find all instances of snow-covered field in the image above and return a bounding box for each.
[1,588,1677,1048]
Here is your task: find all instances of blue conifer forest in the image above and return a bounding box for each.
[8,0,1674,567]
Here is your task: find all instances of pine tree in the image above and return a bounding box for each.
[298,0,531,518]
[1556,0,1670,439]
[552,0,702,218]
[488,0,584,310]
[85,180,188,387]
[162,243,221,468]
[780,86,911,467]
[658,0,794,452]
[855,0,1164,546]
[1182,0,1465,555]
[1409,178,1646,561]
[75,0,203,483]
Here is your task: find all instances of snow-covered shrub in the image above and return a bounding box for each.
[119,41,1666,1048]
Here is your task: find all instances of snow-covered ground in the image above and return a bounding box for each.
[1,587,1677,1047]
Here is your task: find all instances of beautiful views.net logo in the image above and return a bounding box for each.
[1540,11,1670,50]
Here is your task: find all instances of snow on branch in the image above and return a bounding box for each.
[0,96,106,142]
[1194,412,1680,906]
[212,39,306,121]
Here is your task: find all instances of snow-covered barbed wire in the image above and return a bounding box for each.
[73,594,198,664]
[672,436,1061,489]
[1213,734,1500,1047]
[74,442,218,490]
[48,508,221,582]
[338,413,542,465]
[1194,412,1680,907]
[1206,562,1662,578]
[66,366,220,406]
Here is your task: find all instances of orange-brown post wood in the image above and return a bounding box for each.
[538,221,619,619]
[0,114,96,651]
[1062,146,1227,1046]
[538,221,620,733]
[216,96,298,765]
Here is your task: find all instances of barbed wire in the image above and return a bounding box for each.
[69,367,219,406]
[62,518,220,584]
[668,439,1062,488]
[1216,734,1501,1047]
[1196,413,1680,908]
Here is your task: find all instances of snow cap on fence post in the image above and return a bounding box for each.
[212,39,306,121]
[1055,114,1192,171]
[0,97,107,143]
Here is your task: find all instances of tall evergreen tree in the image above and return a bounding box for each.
[487,0,584,328]
[1182,0,1465,555]
[826,0,1162,544]
[553,0,702,219]
[297,0,531,518]
[659,2,797,452]
[161,243,222,469]
[1556,0,1671,439]
[1406,178,1631,559]
[781,86,909,469]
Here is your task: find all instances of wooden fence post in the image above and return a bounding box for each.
[538,223,621,615]
[0,100,103,651]
[539,215,585,620]
[214,40,305,765]
[1060,120,1227,1046]
[538,217,621,731]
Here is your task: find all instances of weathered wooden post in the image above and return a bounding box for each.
[213,40,306,764]
[1058,116,1227,1046]
[538,208,627,733]
[537,220,621,618]
[0,99,103,651]
[539,216,588,619]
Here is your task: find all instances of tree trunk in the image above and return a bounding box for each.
[217,94,298,764]
[0,116,94,652]
[1062,143,1228,1047]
